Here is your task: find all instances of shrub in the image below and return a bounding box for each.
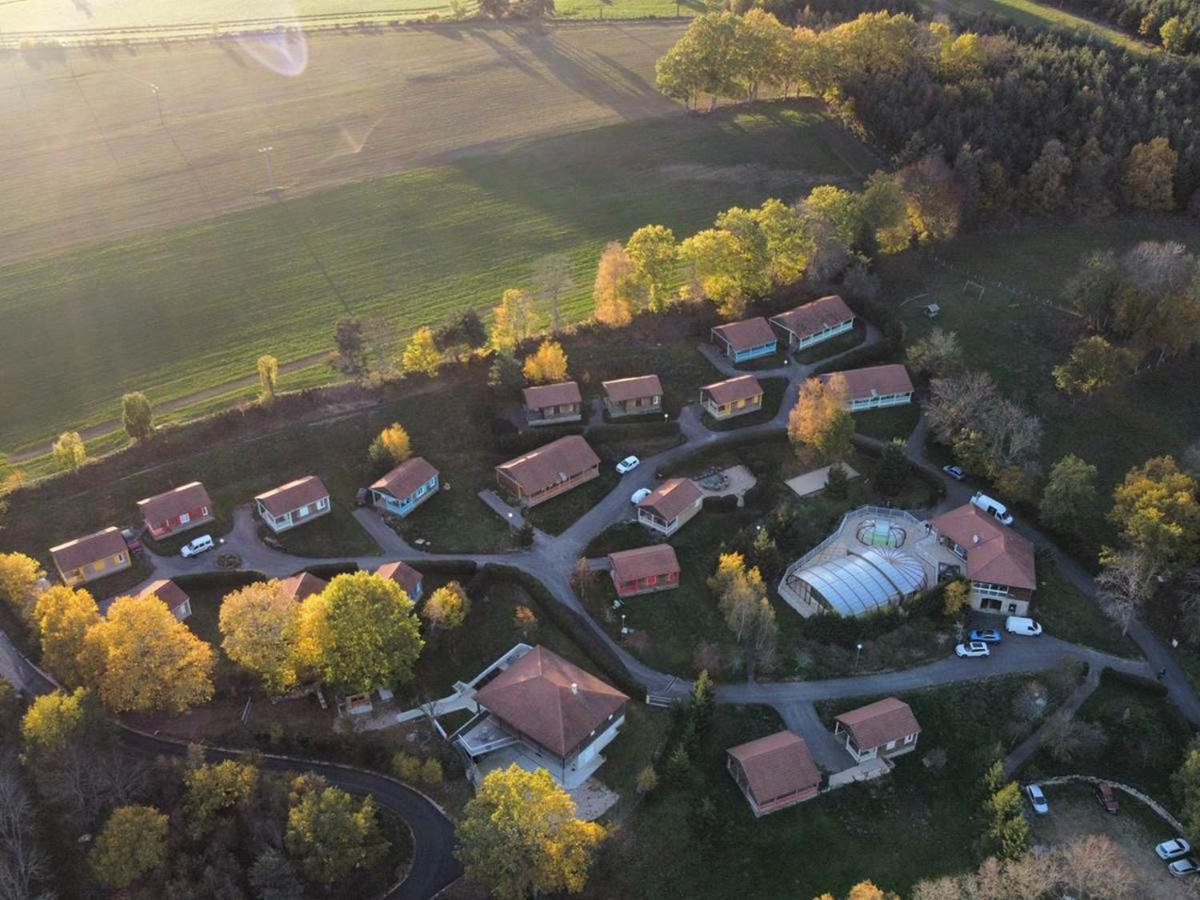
[1099,666,1169,697]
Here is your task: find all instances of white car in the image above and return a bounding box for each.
[1025,784,1049,815]
[616,456,640,475]
[955,641,990,658]
[1005,616,1044,637]
[1169,858,1199,877]
[630,488,652,506]
[1157,839,1192,861]
[180,534,215,558]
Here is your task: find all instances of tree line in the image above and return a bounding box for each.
[1062,0,1199,54]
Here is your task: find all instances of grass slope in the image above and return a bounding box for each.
[0,100,865,453]
[918,0,1151,50]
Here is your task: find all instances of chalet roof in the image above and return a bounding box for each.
[371,457,439,500]
[608,544,680,583]
[522,381,581,410]
[277,572,328,602]
[929,504,1037,591]
[496,436,600,496]
[473,646,629,757]
[702,375,762,407]
[375,560,423,597]
[727,730,821,804]
[255,475,329,517]
[770,295,856,338]
[136,482,212,523]
[50,527,127,573]
[834,697,921,750]
[138,579,191,613]
[821,364,914,400]
[639,478,702,522]
[712,317,777,352]
[602,375,663,403]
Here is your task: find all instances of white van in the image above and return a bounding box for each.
[1005,616,1043,637]
[971,492,1013,525]
[180,534,215,558]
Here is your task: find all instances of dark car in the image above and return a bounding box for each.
[120,527,142,553]
[1095,782,1120,814]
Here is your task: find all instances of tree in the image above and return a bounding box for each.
[33,585,100,686]
[331,317,369,378]
[592,242,636,327]
[249,849,305,900]
[1122,137,1178,211]
[708,552,769,643]
[436,309,487,350]
[625,225,677,311]
[898,154,961,243]
[488,349,525,393]
[804,185,867,250]
[401,326,442,378]
[906,329,962,377]
[219,580,304,694]
[522,339,569,385]
[369,422,411,467]
[1095,547,1158,635]
[691,668,715,731]
[185,756,259,838]
[1161,16,1189,53]
[490,289,536,352]
[876,440,909,496]
[21,687,90,755]
[455,764,605,900]
[1039,454,1099,535]
[121,391,154,441]
[788,375,853,462]
[532,254,574,330]
[942,580,971,617]
[257,354,279,400]
[1020,139,1073,215]
[0,758,50,900]
[825,462,849,499]
[91,805,168,889]
[514,605,538,638]
[984,780,1030,859]
[51,431,86,472]
[635,766,658,794]
[860,172,913,254]
[1052,336,1127,400]
[285,775,388,885]
[1062,250,1123,330]
[1174,743,1200,845]
[925,372,1041,477]
[654,12,743,108]
[80,594,215,713]
[421,581,470,633]
[299,571,424,694]
[1109,456,1200,565]
[478,0,510,16]
[0,552,44,625]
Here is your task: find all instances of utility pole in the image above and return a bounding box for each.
[258,145,276,194]
[148,83,164,126]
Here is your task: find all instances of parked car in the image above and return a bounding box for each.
[969,629,1002,643]
[955,641,990,658]
[1094,782,1120,814]
[180,534,215,558]
[1168,858,1199,877]
[1025,784,1049,815]
[120,527,142,552]
[1156,839,1191,861]
[971,491,1014,525]
[630,488,652,506]
[942,465,965,481]
[1005,616,1044,637]
[616,456,640,475]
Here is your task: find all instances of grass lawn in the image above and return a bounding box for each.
[524,468,623,535]
[791,321,867,364]
[1033,564,1140,658]
[852,402,921,442]
[915,0,1151,51]
[0,98,867,455]
[258,509,380,558]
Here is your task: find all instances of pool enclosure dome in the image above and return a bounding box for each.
[788,547,926,617]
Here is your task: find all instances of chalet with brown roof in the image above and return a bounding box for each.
[700,375,763,420]
[602,375,663,418]
[278,572,328,603]
[138,579,193,621]
[454,645,629,789]
[495,435,600,508]
[821,364,914,411]
[369,457,439,519]
[833,697,921,764]
[637,478,702,537]
[710,317,778,363]
[255,476,330,534]
[769,295,856,351]
[726,730,822,817]
[50,527,131,587]
[137,482,213,540]
[929,503,1037,616]
[375,560,424,602]
[522,381,582,426]
[608,544,680,597]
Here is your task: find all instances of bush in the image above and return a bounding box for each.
[702,495,738,513]
[1099,666,1169,697]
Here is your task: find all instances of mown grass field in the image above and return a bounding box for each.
[918,0,1151,50]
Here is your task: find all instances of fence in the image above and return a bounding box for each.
[1036,774,1185,833]
[928,254,1084,320]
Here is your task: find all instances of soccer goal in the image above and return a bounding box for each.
[963,280,985,301]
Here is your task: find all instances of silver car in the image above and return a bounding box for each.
[1169,858,1199,877]
[1157,839,1192,861]
[1025,784,1049,815]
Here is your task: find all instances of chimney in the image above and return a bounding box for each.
[972,534,981,544]
[570,683,578,695]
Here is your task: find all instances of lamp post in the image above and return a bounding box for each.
[148,83,164,126]
[855,642,863,672]
[258,145,276,194]
[621,614,629,635]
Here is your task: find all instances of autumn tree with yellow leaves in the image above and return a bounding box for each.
[522,339,569,385]
[490,288,537,351]
[421,581,470,633]
[456,764,606,900]
[400,326,443,378]
[21,687,92,754]
[625,224,677,311]
[593,242,636,327]
[0,551,45,626]
[33,585,100,687]
[91,805,169,889]
[369,422,411,467]
[219,580,305,694]
[285,774,388,885]
[788,374,854,462]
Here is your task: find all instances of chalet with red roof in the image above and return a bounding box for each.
[495,435,600,508]
[769,295,856,352]
[710,317,778,363]
[138,578,193,621]
[375,560,424,602]
[50,527,131,587]
[833,697,921,764]
[727,730,822,816]
[136,482,213,540]
[700,375,763,420]
[369,457,439,519]
[255,476,330,534]
[607,544,680,596]
[930,503,1037,616]
[602,375,663,418]
[278,572,328,603]
[636,478,702,536]
[820,364,914,411]
[522,381,583,426]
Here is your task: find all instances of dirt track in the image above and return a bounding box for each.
[0,21,685,266]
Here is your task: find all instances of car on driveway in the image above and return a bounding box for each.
[630,488,652,506]
[969,629,1002,643]
[1157,839,1191,861]
[180,534,215,559]
[1025,784,1049,814]
[1094,782,1120,814]
[1169,858,1199,877]
[616,456,640,475]
[120,527,142,553]
[1005,616,1044,637]
[943,465,965,481]
[955,641,990,658]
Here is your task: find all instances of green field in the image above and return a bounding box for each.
[0,100,870,455]
[918,0,1151,50]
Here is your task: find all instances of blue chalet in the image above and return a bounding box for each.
[369,456,440,518]
[710,317,778,363]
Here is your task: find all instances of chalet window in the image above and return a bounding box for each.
[904,734,915,744]
[116,553,125,563]
[298,505,310,517]
[886,740,896,750]
[200,506,209,517]
[667,571,678,582]
[645,575,657,586]
[316,498,328,510]
[179,512,191,525]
